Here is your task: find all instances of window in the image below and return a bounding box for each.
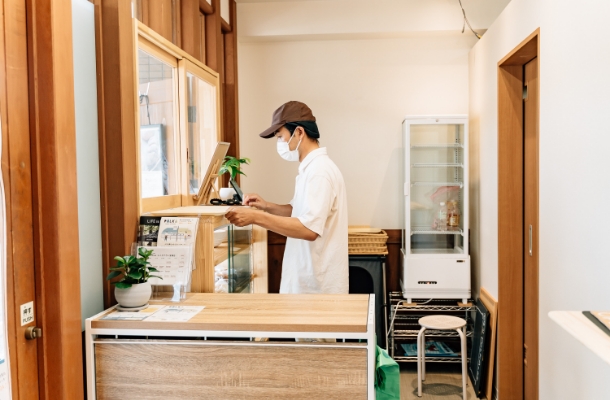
[136,22,220,213]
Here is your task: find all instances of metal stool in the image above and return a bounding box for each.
[417,315,467,399]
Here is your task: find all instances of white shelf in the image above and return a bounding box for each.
[411,163,463,168]
[549,311,610,366]
[411,144,463,149]
[411,227,463,236]
[411,182,463,188]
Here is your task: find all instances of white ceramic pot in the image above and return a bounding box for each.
[219,187,236,200]
[114,281,152,308]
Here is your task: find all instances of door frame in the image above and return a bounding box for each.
[1,0,84,397]
[497,28,540,399]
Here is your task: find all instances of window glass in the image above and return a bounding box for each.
[138,49,179,198]
[186,71,218,194]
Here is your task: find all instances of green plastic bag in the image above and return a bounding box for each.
[375,345,400,400]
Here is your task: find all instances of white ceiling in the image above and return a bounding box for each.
[237,0,512,42]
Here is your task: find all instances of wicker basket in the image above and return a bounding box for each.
[348,244,388,255]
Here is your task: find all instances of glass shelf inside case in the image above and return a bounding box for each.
[214,224,253,293]
[409,123,465,255]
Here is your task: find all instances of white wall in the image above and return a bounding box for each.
[73,0,104,330]
[469,0,610,397]
[238,34,474,227]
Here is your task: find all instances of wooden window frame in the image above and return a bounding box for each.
[136,21,221,214]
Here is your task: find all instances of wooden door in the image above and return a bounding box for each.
[0,0,41,398]
[497,29,539,400]
[523,57,539,400]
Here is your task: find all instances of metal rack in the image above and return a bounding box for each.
[388,292,474,363]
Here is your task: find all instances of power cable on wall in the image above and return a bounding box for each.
[458,0,481,39]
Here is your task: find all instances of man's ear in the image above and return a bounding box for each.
[295,126,305,139]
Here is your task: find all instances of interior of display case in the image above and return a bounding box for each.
[409,123,465,254]
[214,224,253,293]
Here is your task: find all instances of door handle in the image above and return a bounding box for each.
[25,326,42,340]
[530,225,532,257]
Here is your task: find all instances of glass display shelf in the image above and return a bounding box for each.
[411,144,463,149]
[412,163,463,168]
[411,227,463,236]
[213,224,253,293]
[411,181,463,188]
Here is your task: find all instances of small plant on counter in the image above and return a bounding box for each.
[106,247,161,288]
[219,156,251,181]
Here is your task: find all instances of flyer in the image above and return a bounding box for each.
[101,305,166,321]
[157,217,199,246]
[142,245,194,285]
[144,306,205,322]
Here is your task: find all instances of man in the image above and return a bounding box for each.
[226,101,348,294]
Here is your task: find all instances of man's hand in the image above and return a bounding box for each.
[242,193,268,210]
[226,207,262,227]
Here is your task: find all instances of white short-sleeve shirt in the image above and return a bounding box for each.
[280,147,349,294]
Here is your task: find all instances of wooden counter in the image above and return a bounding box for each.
[86,293,376,399]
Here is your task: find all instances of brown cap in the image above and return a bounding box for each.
[258,101,316,139]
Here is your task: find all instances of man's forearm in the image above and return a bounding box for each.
[264,203,293,217]
[255,212,317,241]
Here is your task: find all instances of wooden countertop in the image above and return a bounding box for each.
[549,311,610,366]
[92,293,370,333]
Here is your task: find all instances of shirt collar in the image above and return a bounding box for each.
[299,147,327,173]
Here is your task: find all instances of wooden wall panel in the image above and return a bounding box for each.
[180,0,201,60]
[222,0,239,175]
[267,229,403,294]
[204,0,223,72]
[94,0,140,308]
[26,0,84,398]
[96,341,367,399]
[148,0,174,44]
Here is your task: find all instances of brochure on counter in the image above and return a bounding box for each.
[140,245,194,287]
[102,305,205,322]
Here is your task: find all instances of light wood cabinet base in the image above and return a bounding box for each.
[95,340,367,399]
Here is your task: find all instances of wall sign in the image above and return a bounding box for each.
[20,302,34,326]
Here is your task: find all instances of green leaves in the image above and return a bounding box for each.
[106,270,121,280]
[108,248,156,286]
[115,282,132,289]
[218,156,250,180]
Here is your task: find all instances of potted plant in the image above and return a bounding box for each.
[106,247,161,309]
[218,155,250,199]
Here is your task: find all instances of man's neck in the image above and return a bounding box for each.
[298,140,321,162]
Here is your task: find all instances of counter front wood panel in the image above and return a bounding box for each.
[92,293,369,333]
[95,340,367,400]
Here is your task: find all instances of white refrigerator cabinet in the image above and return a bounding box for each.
[401,116,471,303]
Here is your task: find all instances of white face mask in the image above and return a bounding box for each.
[276,132,302,162]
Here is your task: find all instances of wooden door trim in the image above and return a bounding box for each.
[497,28,539,400]
[0,0,40,397]
[26,0,84,397]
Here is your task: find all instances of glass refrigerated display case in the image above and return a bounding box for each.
[401,116,470,303]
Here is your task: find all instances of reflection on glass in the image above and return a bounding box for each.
[138,49,178,198]
[186,72,218,194]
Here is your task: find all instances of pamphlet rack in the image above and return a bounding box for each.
[388,292,474,363]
